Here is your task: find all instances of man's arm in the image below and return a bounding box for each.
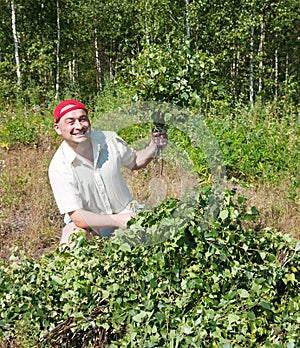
[130,130,168,170]
[69,209,135,230]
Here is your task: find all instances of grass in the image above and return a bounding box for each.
[0,144,62,260]
[0,98,299,262]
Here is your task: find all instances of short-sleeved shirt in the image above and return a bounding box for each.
[48,130,136,233]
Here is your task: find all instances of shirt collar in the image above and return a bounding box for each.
[61,141,77,164]
[61,131,104,167]
[91,134,102,168]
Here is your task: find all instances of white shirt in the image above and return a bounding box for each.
[48,130,135,229]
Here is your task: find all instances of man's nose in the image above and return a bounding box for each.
[74,119,83,128]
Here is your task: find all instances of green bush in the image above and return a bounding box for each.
[118,41,216,108]
[205,102,299,183]
[0,188,299,347]
[0,104,55,150]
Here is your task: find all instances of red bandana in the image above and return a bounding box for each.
[54,100,88,123]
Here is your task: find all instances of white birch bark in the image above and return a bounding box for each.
[285,53,289,88]
[11,0,21,85]
[249,26,254,107]
[231,48,239,100]
[55,0,60,100]
[185,0,191,39]
[94,29,102,89]
[68,60,75,84]
[145,18,150,45]
[275,48,278,99]
[258,20,265,93]
[143,0,150,45]
[285,52,289,102]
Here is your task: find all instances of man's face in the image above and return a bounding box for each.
[54,108,91,147]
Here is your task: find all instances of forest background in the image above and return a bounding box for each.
[0,0,299,347]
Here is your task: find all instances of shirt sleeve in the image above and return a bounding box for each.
[114,135,136,168]
[48,157,83,215]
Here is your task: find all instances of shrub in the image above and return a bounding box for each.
[0,188,299,347]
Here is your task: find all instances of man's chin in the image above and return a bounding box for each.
[72,134,90,141]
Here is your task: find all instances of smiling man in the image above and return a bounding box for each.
[48,99,168,247]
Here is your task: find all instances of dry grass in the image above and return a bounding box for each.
[0,143,299,263]
[229,181,299,239]
[123,158,199,208]
[0,142,62,261]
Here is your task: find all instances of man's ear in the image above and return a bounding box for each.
[54,123,62,135]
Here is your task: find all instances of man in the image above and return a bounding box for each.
[48,99,167,246]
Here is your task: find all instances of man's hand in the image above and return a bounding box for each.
[130,129,168,170]
[112,211,136,229]
[152,129,168,149]
[151,129,168,160]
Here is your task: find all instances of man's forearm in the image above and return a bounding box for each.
[131,141,158,170]
[131,130,168,170]
[69,210,134,230]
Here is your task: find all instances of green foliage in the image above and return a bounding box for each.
[117,121,209,181]
[118,41,216,108]
[205,102,299,183]
[0,188,299,347]
[0,0,299,104]
[109,98,298,187]
[0,104,54,150]
[0,112,38,149]
[0,62,19,102]
[92,82,135,120]
[1,98,298,189]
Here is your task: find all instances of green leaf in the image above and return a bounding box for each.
[260,301,272,311]
[119,243,131,252]
[219,209,229,220]
[247,311,256,320]
[228,313,240,324]
[182,325,193,335]
[238,289,250,298]
[132,310,148,323]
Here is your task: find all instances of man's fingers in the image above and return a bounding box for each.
[152,131,168,147]
[117,212,136,229]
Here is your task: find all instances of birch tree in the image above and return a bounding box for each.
[249,26,255,107]
[11,0,21,86]
[0,0,298,104]
[258,20,265,93]
[55,0,60,100]
[185,0,191,39]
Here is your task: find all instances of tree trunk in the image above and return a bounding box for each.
[231,45,240,100]
[185,0,191,39]
[55,0,60,100]
[275,47,278,99]
[285,52,289,104]
[249,26,254,106]
[94,29,102,89]
[68,59,75,85]
[11,0,21,86]
[258,20,265,93]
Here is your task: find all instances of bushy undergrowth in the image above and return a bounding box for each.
[205,102,299,184]
[0,97,298,187]
[0,104,55,150]
[0,188,299,347]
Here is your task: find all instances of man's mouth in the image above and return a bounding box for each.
[72,129,88,136]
